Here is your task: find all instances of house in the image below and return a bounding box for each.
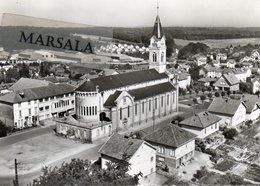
[219,59,236,68]
[213,73,240,91]
[144,124,196,168]
[240,94,260,121]
[251,50,260,60]
[196,55,207,66]
[198,77,216,87]
[179,111,221,139]
[216,53,227,61]
[98,133,156,177]
[208,97,247,127]
[252,78,260,94]
[168,68,191,89]
[199,64,222,78]
[0,79,75,128]
[232,68,251,82]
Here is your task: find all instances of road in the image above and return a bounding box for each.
[0,126,54,147]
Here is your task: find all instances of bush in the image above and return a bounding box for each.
[223,128,238,140]
[193,166,208,180]
[0,121,13,137]
[171,115,184,125]
[215,92,220,97]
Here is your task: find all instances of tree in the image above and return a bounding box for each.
[227,90,231,96]
[195,89,199,95]
[221,91,226,97]
[31,158,140,186]
[189,65,201,81]
[19,64,30,78]
[223,128,238,140]
[193,98,198,105]
[178,42,210,60]
[208,93,213,100]
[202,87,205,95]
[200,95,206,104]
[215,92,220,97]
[0,120,8,137]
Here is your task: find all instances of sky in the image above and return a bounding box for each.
[0,0,260,27]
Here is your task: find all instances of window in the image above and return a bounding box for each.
[161,97,163,107]
[150,156,154,162]
[149,100,151,111]
[71,100,74,104]
[172,93,175,103]
[81,106,83,115]
[83,107,86,116]
[142,102,145,113]
[170,149,175,157]
[39,107,44,112]
[215,123,217,129]
[123,97,126,104]
[167,95,169,105]
[28,108,31,116]
[135,104,137,115]
[128,105,130,117]
[95,106,97,115]
[152,52,157,62]
[89,106,92,115]
[120,108,122,120]
[86,107,89,115]
[155,98,157,109]
[92,106,95,115]
[158,146,165,154]
[45,106,49,110]
[205,128,207,134]
[39,99,43,102]
[44,98,48,101]
[161,52,164,62]
[19,110,22,117]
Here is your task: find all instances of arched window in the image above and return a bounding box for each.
[161,52,164,62]
[152,53,157,62]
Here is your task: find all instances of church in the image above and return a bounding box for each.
[55,12,179,141]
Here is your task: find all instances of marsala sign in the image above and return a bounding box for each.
[19,31,93,53]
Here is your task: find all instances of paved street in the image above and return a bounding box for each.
[0,126,54,147]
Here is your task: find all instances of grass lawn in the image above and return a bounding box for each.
[0,133,88,175]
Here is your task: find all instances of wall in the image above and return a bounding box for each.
[181,122,219,139]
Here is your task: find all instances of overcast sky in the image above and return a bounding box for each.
[0,0,259,27]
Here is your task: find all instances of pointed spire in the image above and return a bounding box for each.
[152,2,164,39]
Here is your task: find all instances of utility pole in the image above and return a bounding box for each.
[13,158,19,186]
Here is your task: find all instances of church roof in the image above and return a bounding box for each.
[152,15,164,39]
[76,69,168,92]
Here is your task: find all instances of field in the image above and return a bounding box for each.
[175,38,260,48]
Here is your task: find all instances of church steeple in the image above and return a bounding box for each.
[152,3,164,39]
[148,2,166,74]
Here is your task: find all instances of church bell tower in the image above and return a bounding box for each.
[149,3,166,73]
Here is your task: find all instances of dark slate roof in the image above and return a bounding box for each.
[128,82,175,101]
[144,124,196,148]
[76,69,168,92]
[103,82,175,107]
[180,111,221,129]
[0,83,75,104]
[152,15,164,39]
[98,133,145,161]
[9,78,52,91]
[103,91,122,107]
[208,97,247,116]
